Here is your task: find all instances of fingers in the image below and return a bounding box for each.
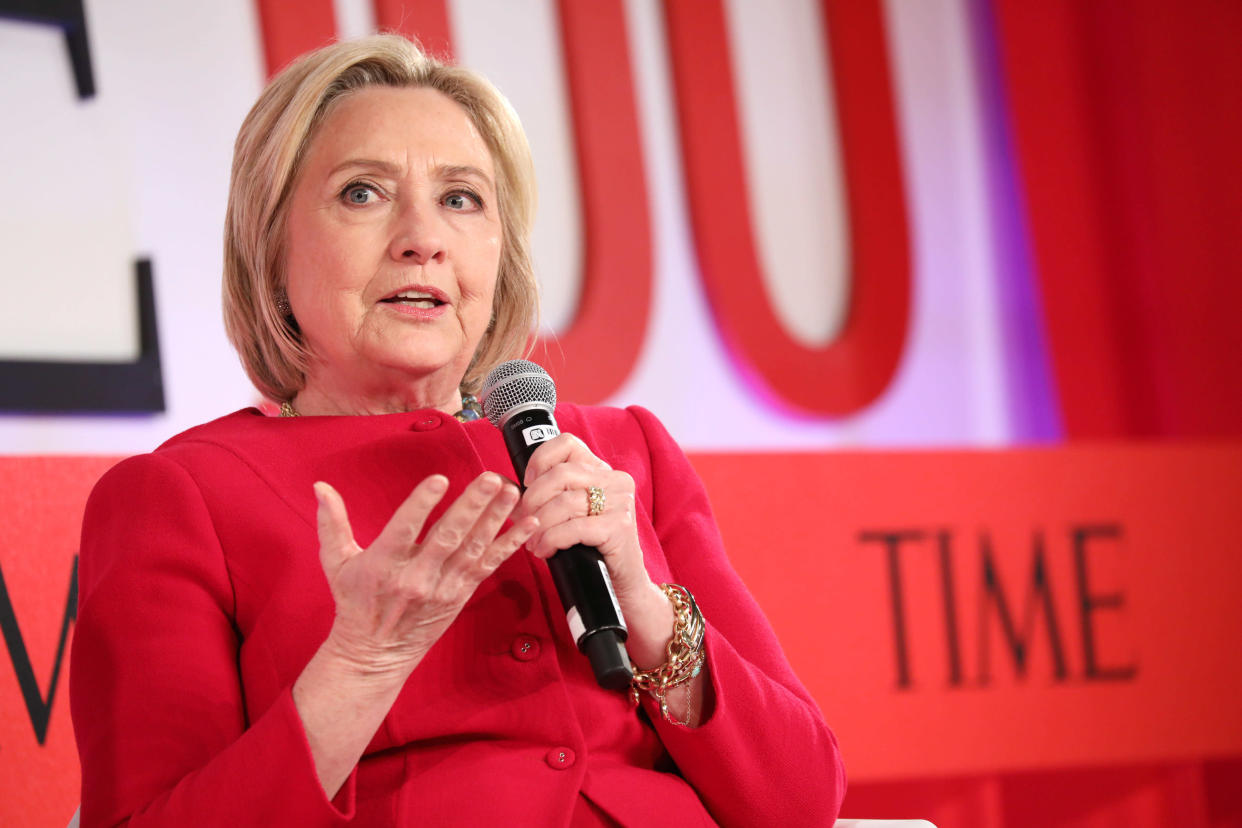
[370,474,451,559]
[519,466,638,560]
[483,514,541,570]
[325,469,542,601]
[523,434,609,488]
[524,484,610,531]
[368,472,528,576]
[432,475,518,565]
[316,473,538,676]
[314,481,361,577]
[512,437,648,591]
[515,435,637,563]
[519,462,632,520]
[517,459,621,519]
[526,490,636,560]
[524,490,651,603]
[416,473,509,563]
[405,473,537,585]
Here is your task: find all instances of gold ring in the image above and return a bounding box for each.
[587,486,606,517]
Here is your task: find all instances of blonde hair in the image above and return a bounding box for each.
[223,34,538,401]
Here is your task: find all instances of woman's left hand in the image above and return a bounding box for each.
[514,434,675,669]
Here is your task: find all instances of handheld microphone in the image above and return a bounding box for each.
[480,359,633,690]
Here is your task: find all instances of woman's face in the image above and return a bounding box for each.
[284,85,502,412]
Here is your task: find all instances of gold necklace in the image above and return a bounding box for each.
[279,395,483,423]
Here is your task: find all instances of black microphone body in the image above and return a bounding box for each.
[483,362,633,691]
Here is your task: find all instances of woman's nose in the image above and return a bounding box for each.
[389,202,446,264]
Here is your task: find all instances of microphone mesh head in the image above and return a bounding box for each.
[480,359,557,426]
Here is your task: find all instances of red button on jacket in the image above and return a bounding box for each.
[545,747,576,770]
[411,415,442,431]
[511,635,541,662]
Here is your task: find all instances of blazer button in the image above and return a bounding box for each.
[511,635,541,662]
[545,747,576,770]
[412,415,442,432]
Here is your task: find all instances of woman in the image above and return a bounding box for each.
[70,35,843,826]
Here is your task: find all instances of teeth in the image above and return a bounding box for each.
[385,290,442,308]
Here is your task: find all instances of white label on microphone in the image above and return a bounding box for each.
[600,559,626,628]
[566,606,586,644]
[522,424,558,446]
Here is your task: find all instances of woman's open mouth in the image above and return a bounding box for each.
[380,286,450,311]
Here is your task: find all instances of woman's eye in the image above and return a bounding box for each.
[444,190,481,210]
[342,183,378,204]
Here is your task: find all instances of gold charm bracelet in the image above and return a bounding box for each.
[629,583,706,726]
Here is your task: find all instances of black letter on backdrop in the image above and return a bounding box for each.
[976,530,1068,683]
[0,0,94,98]
[0,555,77,744]
[1073,524,1137,681]
[0,259,165,413]
[861,530,925,689]
[937,530,964,685]
[0,9,165,413]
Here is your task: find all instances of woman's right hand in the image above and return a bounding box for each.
[294,472,538,798]
[314,471,538,680]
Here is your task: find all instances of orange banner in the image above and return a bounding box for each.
[692,443,1242,779]
[0,457,118,827]
[3,445,1241,825]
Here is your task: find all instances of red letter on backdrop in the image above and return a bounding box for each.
[257,0,452,77]
[373,0,454,61]
[528,0,653,403]
[664,0,910,414]
[255,0,336,76]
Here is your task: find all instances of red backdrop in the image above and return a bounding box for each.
[992,0,1242,440]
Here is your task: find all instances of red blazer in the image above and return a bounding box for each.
[71,404,844,826]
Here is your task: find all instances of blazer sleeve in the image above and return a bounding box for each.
[70,452,356,827]
[626,405,846,827]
